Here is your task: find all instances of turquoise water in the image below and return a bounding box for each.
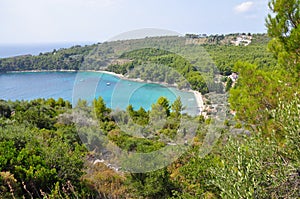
[0,71,199,115]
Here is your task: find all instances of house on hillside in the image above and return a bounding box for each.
[229,72,238,82]
[231,34,252,46]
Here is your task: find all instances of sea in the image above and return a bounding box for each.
[0,71,199,115]
[0,42,93,58]
[0,43,199,115]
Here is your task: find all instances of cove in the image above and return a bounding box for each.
[0,71,200,115]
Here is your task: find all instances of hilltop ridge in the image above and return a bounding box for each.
[0,33,272,73]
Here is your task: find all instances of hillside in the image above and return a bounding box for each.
[0,33,276,95]
[0,33,274,72]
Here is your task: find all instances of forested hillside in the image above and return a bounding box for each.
[0,0,299,198]
[0,33,276,95]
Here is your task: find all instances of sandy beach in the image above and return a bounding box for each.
[85,70,124,78]
[193,90,204,114]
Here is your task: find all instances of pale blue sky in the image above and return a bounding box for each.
[0,0,270,44]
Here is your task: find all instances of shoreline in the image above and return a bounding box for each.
[85,69,181,88]
[5,69,205,115]
[87,70,206,116]
[192,90,204,114]
[80,70,204,115]
[85,69,124,78]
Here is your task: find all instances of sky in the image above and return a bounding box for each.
[0,0,270,44]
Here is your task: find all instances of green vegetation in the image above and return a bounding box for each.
[0,99,94,198]
[266,0,300,74]
[0,96,200,198]
[1,91,299,198]
[0,0,299,198]
[0,34,276,95]
[0,45,95,72]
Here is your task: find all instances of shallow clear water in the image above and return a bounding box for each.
[0,71,199,115]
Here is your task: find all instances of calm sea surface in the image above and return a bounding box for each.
[0,72,199,115]
[0,43,93,58]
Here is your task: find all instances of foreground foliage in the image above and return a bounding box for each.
[0,99,95,198]
[0,91,299,198]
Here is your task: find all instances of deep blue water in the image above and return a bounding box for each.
[0,72,199,115]
[0,42,94,58]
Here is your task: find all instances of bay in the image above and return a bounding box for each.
[0,71,199,115]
